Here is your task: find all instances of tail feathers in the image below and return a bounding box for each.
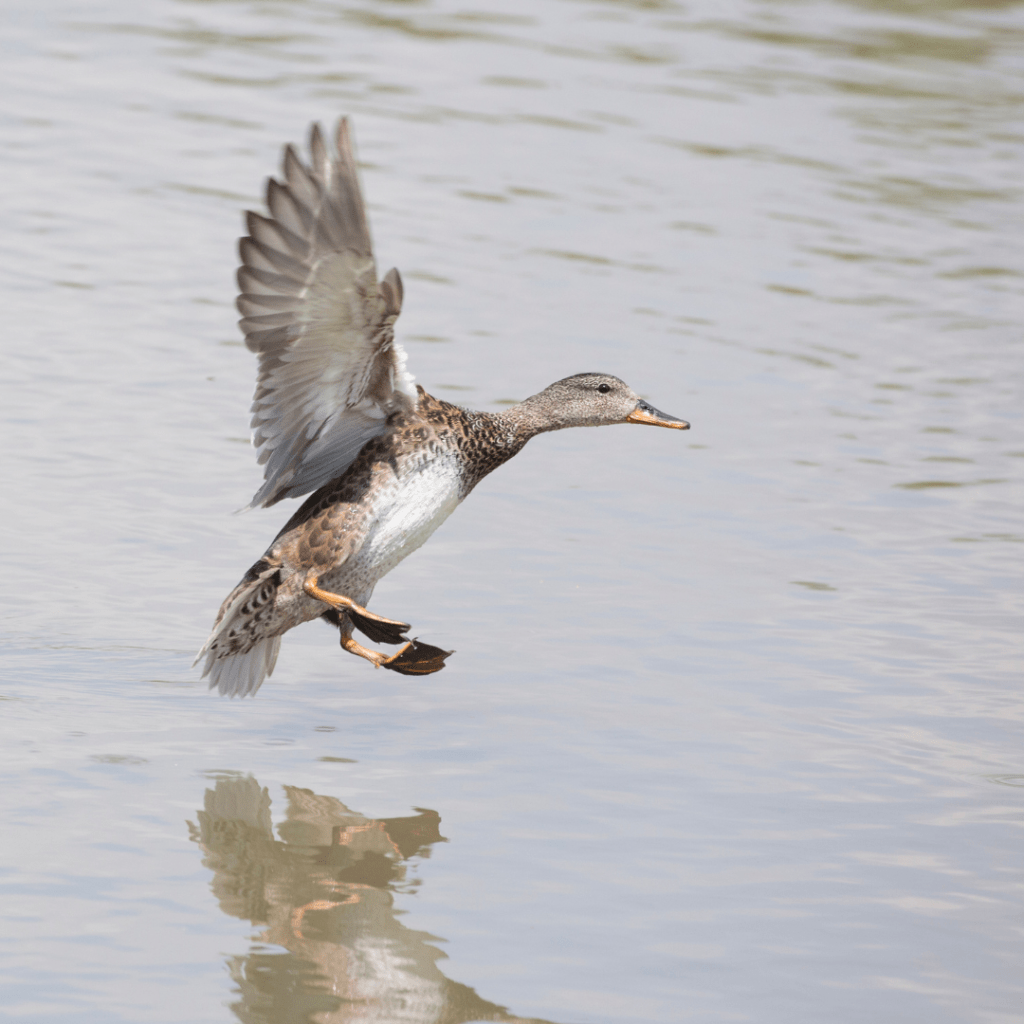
[199,636,281,698]
[194,563,283,698]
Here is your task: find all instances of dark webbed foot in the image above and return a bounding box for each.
[339,634,454,675]
[348,606,411,645]
[381,639,454,676]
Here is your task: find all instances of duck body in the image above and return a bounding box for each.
[199,388,531,695]
[196,119,688,697]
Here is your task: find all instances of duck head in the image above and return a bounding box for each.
[519,373,689,433]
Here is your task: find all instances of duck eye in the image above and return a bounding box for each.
[597,383,611,394]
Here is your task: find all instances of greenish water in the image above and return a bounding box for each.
[1,0,1022,1021]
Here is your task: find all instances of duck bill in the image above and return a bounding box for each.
[625,400,690,430]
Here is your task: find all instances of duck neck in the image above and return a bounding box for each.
[496,392,575,439]
[447,400,550,495]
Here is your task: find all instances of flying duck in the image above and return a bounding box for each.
[196,119,688,697]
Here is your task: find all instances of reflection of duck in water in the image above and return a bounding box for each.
[189,776,557,1024]
[196,119,689,696]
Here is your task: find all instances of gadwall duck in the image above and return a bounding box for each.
[197,119,688,697]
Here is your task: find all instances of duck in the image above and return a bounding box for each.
[196,119,689,697]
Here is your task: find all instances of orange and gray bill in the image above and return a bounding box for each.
[625,400,690,430]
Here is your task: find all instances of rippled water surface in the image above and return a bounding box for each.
[2,1,1023,1021]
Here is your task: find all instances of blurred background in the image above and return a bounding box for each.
[1,1,1022,1021]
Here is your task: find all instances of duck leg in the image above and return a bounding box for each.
[304,573,410,644]
[308,575,453,675]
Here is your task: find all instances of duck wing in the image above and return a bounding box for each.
[237,119,416,509]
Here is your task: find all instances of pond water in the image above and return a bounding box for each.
[1,0,1022,1021]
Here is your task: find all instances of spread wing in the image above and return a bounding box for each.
[237,118,416,509]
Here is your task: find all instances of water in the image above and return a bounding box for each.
[2,0,1022,1021]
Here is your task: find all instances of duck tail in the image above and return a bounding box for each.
[194,562,283,698]
[198,635,281,698]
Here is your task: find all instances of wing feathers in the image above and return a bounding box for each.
[246,211,310,261]
[380,267,404,317]
[239,236,308,279]
[235,118,416,509]
[266,178,314,237]
[239,310,296,330]
[245,326,292,350]
[237,265,302,295]
[310,123,330,181]
[237,294,299,316]
[283,144,319,208]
